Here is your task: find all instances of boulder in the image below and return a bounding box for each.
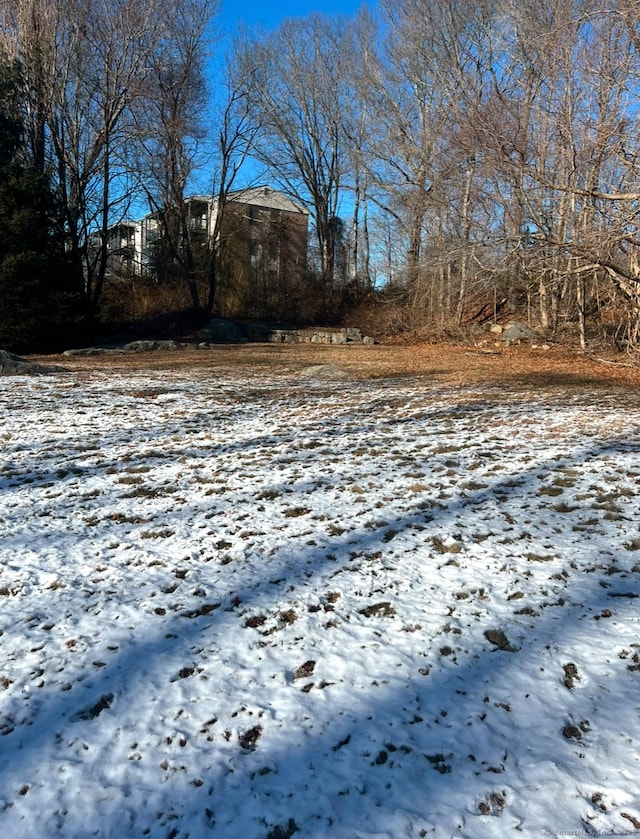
[298,364,354,381]
[243,322,272,342]
[63,347,107,357]
[155,340,183,351]
[0,349,67,376]
[197,319,248,343]
[122,340,160,352]
[502,322,539,345]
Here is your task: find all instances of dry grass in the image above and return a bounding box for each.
[28,341,640,391]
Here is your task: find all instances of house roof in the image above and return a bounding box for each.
[228,186,309,216]
[185,186,309,216]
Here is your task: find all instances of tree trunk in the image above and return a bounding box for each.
[455,161,474,324]
[576,272,587,350]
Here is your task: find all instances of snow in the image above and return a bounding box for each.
[1,366,639,839]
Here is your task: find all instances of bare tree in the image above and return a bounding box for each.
[236,14,351,313]
[354,0,496,321]
[356,0,640,346]
[337,8,382,293]
[1,0,219,313]
[203,55,262,315]
[132,0,219,310]
[489,0,640,345]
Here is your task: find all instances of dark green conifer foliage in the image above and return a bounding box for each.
[0,60,87,353]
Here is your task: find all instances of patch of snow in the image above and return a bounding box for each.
[0,370,639,838]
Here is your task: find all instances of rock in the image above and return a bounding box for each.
[489,324,503,335]
[0,350,67,376]
[63,347,107,357]
[299,364,354,381]
[502,322,539,345]
[122,340,160,352]
[363,336,375,345]
[243,322,271,342]
[197,319,247,343]
[155,340,183,351]
[267,329,297,343]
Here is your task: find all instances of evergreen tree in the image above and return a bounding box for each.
[0,60,87,353]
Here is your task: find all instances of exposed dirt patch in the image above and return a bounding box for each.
[484,629,518,652]
[563,662,581,689]
[27,341,640,391]
[74,693,115,721]
[293,660,316,681]
[360,602,396,618]
[238,725,263,751]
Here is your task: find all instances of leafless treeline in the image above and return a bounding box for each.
[1,0,221,313]
[3,0,640,345]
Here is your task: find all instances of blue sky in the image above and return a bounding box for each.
[220,0,369,32]
[199,0,372,200]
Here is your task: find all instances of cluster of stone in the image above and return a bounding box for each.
[63,340,183,356]
[269,327,374,345]
[197,319,374,345]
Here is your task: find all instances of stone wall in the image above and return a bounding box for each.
[267,327,374,345]
[197,319,374,345]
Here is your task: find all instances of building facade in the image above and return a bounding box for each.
[95,186,309,318]
[99,187,307,278]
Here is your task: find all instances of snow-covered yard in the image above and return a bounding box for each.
[1,365,639,838]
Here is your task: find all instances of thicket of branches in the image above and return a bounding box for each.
[2,0,640,351]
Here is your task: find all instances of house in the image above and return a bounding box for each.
[136,186,309,281]
[88,221,139,277]
[96,186,309,317]
[216,187,310,312]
